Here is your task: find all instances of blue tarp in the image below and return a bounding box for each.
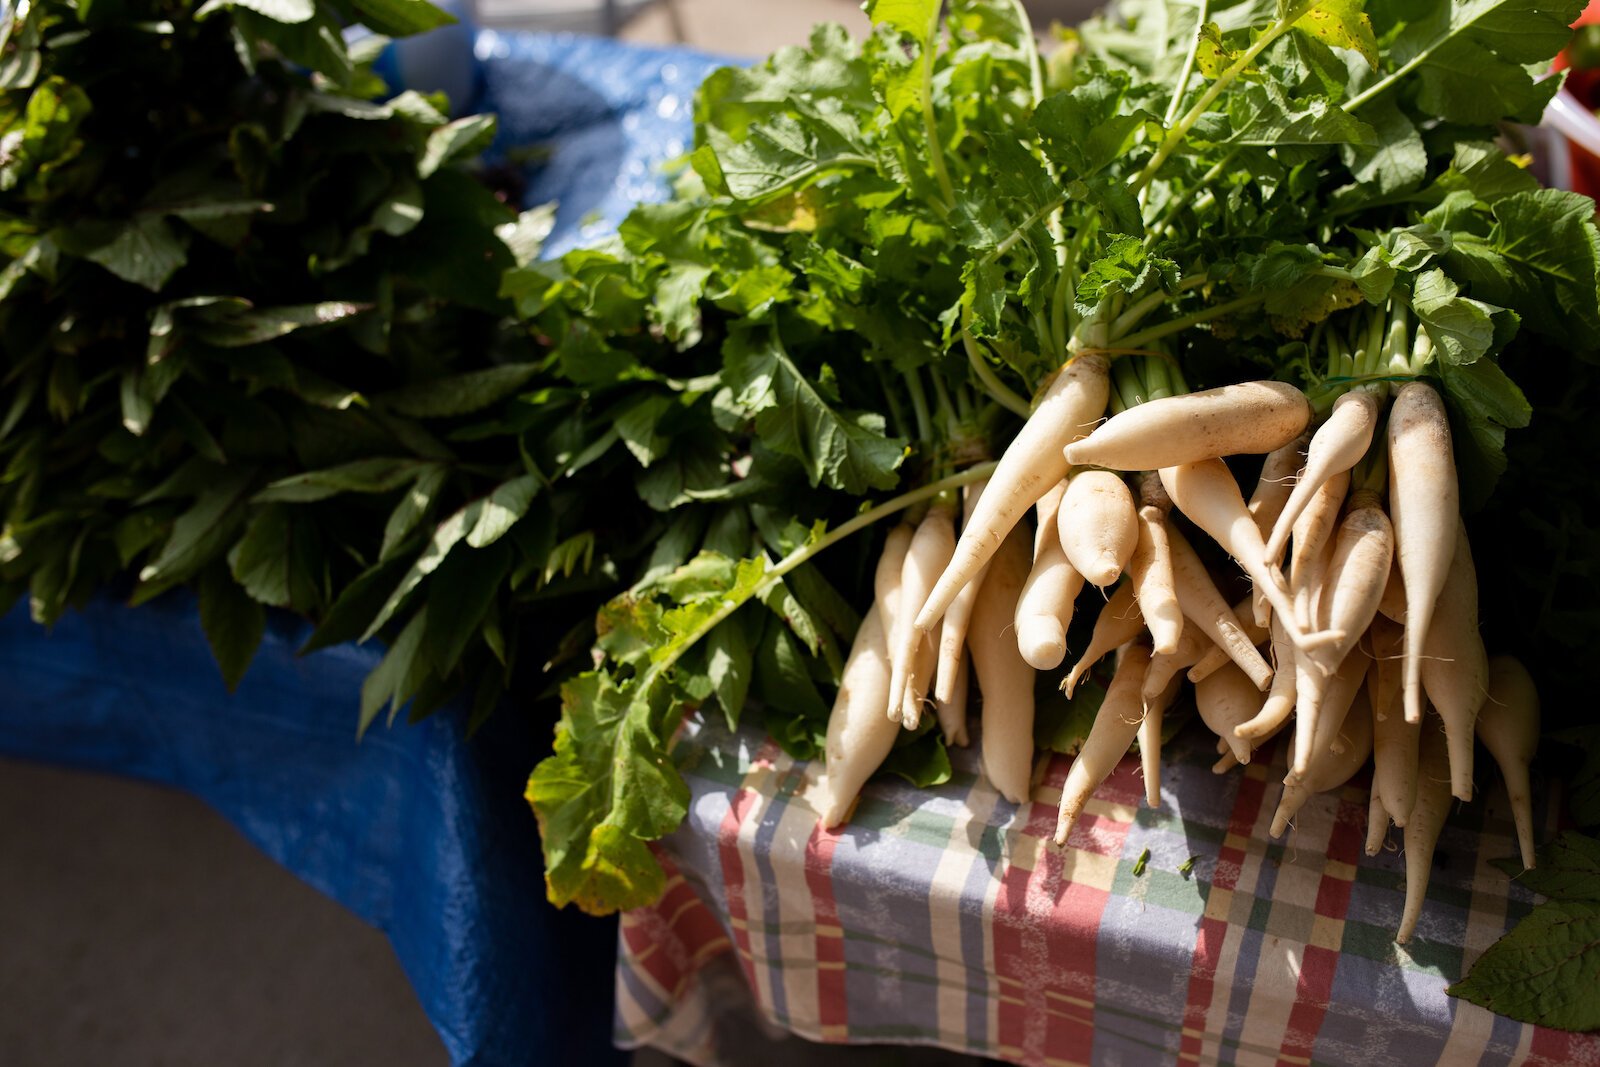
[0,30,739,1067]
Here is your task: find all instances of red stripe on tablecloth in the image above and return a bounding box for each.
[1176,769,1267,1063]
[992,757,1070,1063]
[718,779,765,990]
[1275,793,1367,1066]
[1528,1024,1579,1066]
[624,851,734,1002]
[1044,810,1132,1063]
[804,822,848,1031]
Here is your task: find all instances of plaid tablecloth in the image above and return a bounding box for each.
[614,716,1599,1066]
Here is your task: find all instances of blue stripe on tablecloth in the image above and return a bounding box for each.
[828,811,947,1037]
[961,807,1012,1050]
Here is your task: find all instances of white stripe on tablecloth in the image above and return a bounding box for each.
[1234,775,1339,1066]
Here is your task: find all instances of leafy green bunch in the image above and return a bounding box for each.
[0,0,665,730]
[515,0,1600,919]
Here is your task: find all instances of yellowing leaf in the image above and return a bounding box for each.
[1294,0,1377,70]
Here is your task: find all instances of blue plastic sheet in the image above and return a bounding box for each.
[0,30,733,1067]
[476,30,731,255]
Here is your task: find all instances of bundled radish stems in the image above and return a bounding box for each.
[821,302,1538,945]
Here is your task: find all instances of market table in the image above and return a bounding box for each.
[615,718,1596,1066]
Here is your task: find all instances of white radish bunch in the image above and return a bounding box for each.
[819,326,1540,948]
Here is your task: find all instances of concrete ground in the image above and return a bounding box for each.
[0,2,1103,1065]
[0,758,446,1067]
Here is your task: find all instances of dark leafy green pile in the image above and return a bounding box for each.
[0,0,671,731]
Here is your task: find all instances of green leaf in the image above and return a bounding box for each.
[1340,96,1425,195]
[1294,0,1377,69]
[879,727,952,787]
[705,609,755,729]
[1439,355,1531,509]
[1491,833,1600,901]
[1193,22,1239,79]
[350,0,457,36]
[418,114,496,179]
[1034,71,1153,178]
[525,670,689,913]
[254,457,431,504]
[188,302,368,347]
[381,464,448,560]
[378,364,543,418]
[721,327,905,495]
[1448,899,1600,1029]
[703,111,874,203]
[197,565,265,691]
[358,608,429,737]
[616,395,675,467]
[197,0,315,24]
[1076,234,1179,313]
[1224,83,1374,148]
[135,469,255,595]
[228,505,295,607]
[83,216,188,291]
[1411,268,1497,365]
[363,473,539,639]
[1376,0,1580,126]
[422,539,511,676]
[301,546,420,654]
[1455,190,1600,351]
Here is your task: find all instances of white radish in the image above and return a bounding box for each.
[1419,522,1486,801]
[915,356,1109,635]
[1365,785,1391,857]
[1187,604,1267,683]
[1263,391,1381,566]
[1368,615,1419,830]
[1377,558,1405,623]
[1291,644,1369,779]
[1288,469,1351,631]
[1234,615,1297,743]
[1396,717,1452,944]
[933,478,989,712]
[1248,432,1310,539]
[970,522,1037,804]
[934,655,966,748]
[1061,381,1311,471]
[1138,671,1183,807]
[1271,683,1375,837]
[1158,459,1315,641]
[1063,581,1142,698]
[1276,490,1390,778]
[888,502,958,727]
[1014,481,1084,670]
[1167,524,1274,689]
[1196,662,1264,765]
[1478,655,1540,870]
[1054,644,1152,845]
[1142,618,1213,706]
[1129,472,1182,654]
[933,653,971,748]
[1059,470,1138,587]
[874,523,915,667]
[1388,381,1460,726]
[819,604,898,828]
